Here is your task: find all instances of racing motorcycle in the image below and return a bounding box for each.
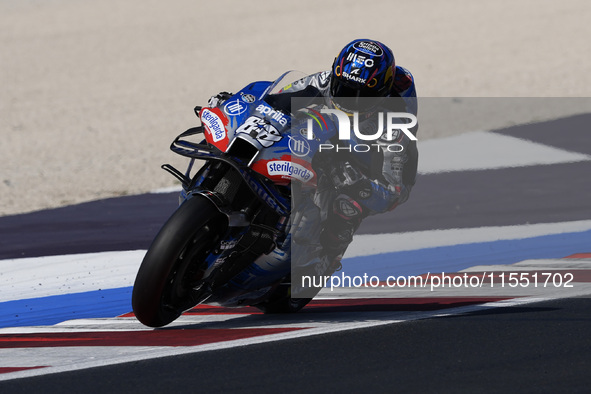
[131,71,343,328]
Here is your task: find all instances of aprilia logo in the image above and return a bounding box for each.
[256,104,289,127]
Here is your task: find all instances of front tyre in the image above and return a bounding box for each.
[132,195,227,327]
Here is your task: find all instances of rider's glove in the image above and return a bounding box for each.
[207,91,233,108]
[331,161,404,214]
[330,162,373,202]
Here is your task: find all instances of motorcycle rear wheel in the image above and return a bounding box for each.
[254,282,314,314]
[132,195,226,328]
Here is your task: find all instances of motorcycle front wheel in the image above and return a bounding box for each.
[131,195,227,328]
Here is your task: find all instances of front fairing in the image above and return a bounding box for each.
[199,71,338,186]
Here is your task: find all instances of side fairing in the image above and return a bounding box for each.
[200,82,336,187]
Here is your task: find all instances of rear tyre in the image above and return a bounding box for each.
[254,281,315,314]
[131,195,227,327]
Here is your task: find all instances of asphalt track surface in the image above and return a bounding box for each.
[1,114,590,392]
[2,297,589,393]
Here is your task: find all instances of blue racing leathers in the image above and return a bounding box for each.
[283,66,419,262]
[285,66,418,215]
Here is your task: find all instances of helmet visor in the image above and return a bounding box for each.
[330,78,378,99]
[330,78,385,112]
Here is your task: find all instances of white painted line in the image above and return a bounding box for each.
[2,221,590,301]
[1,291,589,382]
[417,130,590,174]
[150,131,591,189]
[345,220,591,258]
[0,250,145,302]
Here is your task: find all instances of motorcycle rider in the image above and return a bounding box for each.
[284,39,418,277]
[208,39,418,281]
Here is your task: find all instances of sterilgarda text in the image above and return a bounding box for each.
[306,110,417,152]
[201,109,226,142]
[267,161,313,182]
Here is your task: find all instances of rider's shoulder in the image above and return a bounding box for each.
[284,71,331,94]
[393,66,415,95]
